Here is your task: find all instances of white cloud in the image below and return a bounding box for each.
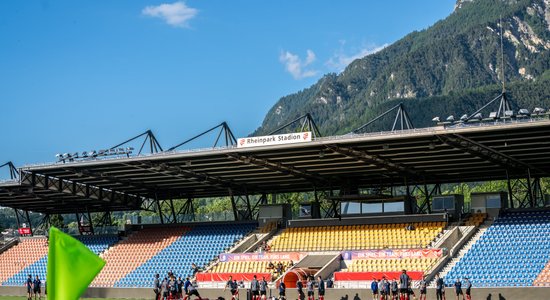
[142,1,198,28]
[279,49,318,80]
[326,43,388,72]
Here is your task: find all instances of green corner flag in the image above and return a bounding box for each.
[47,227,105,300]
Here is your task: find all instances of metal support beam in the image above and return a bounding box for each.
[0,161,18,180]
[129,161,247,194]
[268,113,322,139]
[168,122,237,151]
[175,197,195,222]
[326,145,427,182]
[352,103,414,134]
[505,173,544,208]
[228,154,328,186]
[436,134,547,176]
[111,129,163,155]
[13,209,33,236]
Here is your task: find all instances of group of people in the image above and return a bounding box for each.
[371,272,473,300]
[224,274,330,300]
[295,275,326,300]
[370,270,415,300]
[267,261,294,278]
[25,275,43,300]
[153,273,202,300]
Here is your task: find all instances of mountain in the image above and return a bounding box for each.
[253,0,550,136]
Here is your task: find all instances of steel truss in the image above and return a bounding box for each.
[168,122,237,151]
[268,113,322,139]
[410,183,442,213]
[13,208,33,235]
[111,129,163,155]
[352,102,414,134]
[506,170,545,208]
[0,161,18,180]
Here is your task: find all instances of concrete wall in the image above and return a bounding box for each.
[3,286,549,299]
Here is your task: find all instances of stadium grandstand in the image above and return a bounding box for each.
[1,96,550,298]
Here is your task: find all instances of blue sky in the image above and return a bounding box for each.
[0,0,455,174]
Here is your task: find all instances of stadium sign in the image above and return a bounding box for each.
[237,132,312,148]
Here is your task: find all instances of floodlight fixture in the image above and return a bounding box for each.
[533,107,546,114]
[460,114,469,121]
[446,115,455,122]
[432,117,440,122]
[518,109,530,116]
[504,110,514,117]
[489,112,498,119]
[472,113,482,120]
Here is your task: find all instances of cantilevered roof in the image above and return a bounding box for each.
[1,118,550,214]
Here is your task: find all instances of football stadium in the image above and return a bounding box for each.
[1,94,550,300]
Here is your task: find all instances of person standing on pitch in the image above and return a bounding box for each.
[306,276,315,300]
[379,277,386,300]
[278,281,286,300]
[371,278,379,300]
[418,275,427,300]
[463,278,472,300]
[391,279,398,300]
[259,276,268,300]
[454,278,463,300]
[399,270,410,300]
[250,275,260,300]
[435,274,446,300]
[33,275,42,300]
[183,280,203,300]
[26,274,33,300]
[153,274,160,300]
[296,278,305,300]
[317,276,325,300]
[224,275,239,300]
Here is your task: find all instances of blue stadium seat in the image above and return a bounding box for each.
[444,211,550,288]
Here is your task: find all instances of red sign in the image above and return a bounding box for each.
[341,248,443,260]
[18,228,32,235]
[219,252,305,262]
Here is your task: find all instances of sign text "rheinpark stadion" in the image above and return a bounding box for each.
[237,132,312,148]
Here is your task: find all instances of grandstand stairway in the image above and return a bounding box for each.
[294,254,336,270]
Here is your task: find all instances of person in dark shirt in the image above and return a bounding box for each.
[153,274,160,300]
[32,276,41,300]
[191,263,200,277]
[278,281,286,300]
[391,279,398,300]
[259,276,268,300]
[399,270,410,300]
[183,277,191,295]
[435,274,446,300]
[176,276,184,298]
[169,276,178,299]
[326,277,333,289]
[454,278,463,300]
[463,277,472,300]
[297,279,305,300]
[183,280,202,300]
[26,275,33,300]
[306,277,315,300]
[370,279,379,300]
[419,275,427,300]
[317,276,325,300]
[250,275,260,300]
[224,275,238,300]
